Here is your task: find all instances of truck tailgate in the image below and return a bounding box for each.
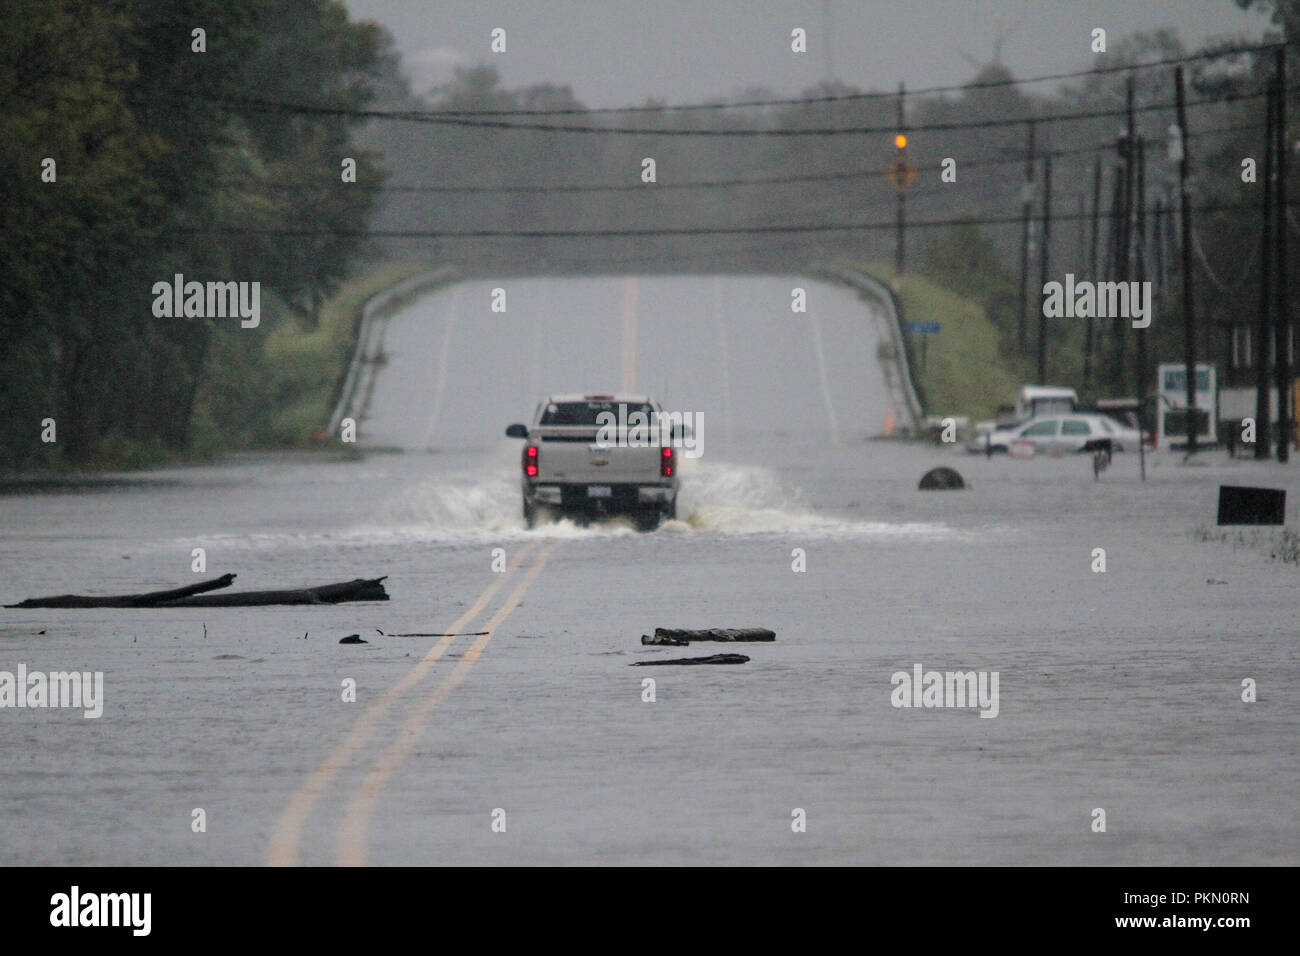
[534,426,664,483]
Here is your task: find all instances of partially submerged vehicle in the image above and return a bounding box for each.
[965,412,1141,456]
[973,386,1079,437]
[506,394,681,530]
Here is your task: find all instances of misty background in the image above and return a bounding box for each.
[1,0,1294,466]
[347,0,1266,107]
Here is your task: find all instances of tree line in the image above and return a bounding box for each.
[1,0,391,466]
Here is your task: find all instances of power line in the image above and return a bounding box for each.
[18,57,1276,137]
[169,198,1295,240]
[197,120,1267,197]
[14,55,1286,145]
[217,139,1115,194]
[450,40,1288,115]
[298,40,1300,117]
[200,83,1273,136]
[12,39,1289,120]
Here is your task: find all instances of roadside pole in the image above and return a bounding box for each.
[1037,152,1053,384]
[895,83,906,278]
[1136,136,1149,476]
[1274,49,1291,463]
[1124,78,1147,483]
[1175,66,1198,456]
[1104,166,1126,372]
[1018,121,1037,353]
[1125,76,1137,397]
[1085,157,1102,387]
[1256,81,1275,459]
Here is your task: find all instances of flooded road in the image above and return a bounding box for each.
[2,274,1298,865]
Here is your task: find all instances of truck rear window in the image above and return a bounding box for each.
[539,401,653,426]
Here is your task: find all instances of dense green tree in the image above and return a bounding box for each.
[0,0,388,466]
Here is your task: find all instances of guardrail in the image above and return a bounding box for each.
[808,262,924,433]
[326,266,459,436]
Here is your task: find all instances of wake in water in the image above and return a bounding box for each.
[356,456,962,542]
[156,454,969,553]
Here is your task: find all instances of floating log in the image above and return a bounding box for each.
[633,654,750,666]
[6,574,387,609]
[5,573,237,609]
[162,577,388,607]
[640,633,689,646]
[647,627,775,643]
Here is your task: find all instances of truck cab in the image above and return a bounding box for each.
[505,394,681,531]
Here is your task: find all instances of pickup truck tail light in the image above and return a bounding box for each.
[525,444,539,477]
[660,446,674,477]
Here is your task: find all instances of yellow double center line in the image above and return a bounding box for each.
[267,538,560,866]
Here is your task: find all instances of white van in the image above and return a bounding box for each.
[1016,386,1078,421]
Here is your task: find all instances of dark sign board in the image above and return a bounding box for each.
[1217,486,1286,525]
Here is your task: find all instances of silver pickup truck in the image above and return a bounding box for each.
[506,394,680,530]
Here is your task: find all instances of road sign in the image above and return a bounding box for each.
[908,320,941,335]
[885,155,918,193]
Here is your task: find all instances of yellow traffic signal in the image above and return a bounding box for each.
[894,134,907,149]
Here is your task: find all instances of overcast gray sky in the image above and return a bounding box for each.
[345,0,1273,105]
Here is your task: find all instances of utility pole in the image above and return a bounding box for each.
[1275,49,1291,463]
[1086,157,1102,387]
[1078,192,1087,316]
[1256,81,1276,459]
[1125,76,1138,399]
[894,82,906,278]
[1162,185,1175,291]
[1037,152,1053,384]
[1103,166,1125,377]
[1175,66,1198,455]
[1159,197,1170,295]
[1136,136,1149,475]
[1017,121,1037,352]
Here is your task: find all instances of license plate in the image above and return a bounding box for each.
[587,486,612,498]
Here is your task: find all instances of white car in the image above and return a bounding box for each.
[966,413,1141,455]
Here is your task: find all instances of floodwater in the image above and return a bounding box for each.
[1,275,1297,865]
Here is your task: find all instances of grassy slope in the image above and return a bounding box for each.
[259,262,438,445]
[187,261,444,458]
[853,262,1025,422]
